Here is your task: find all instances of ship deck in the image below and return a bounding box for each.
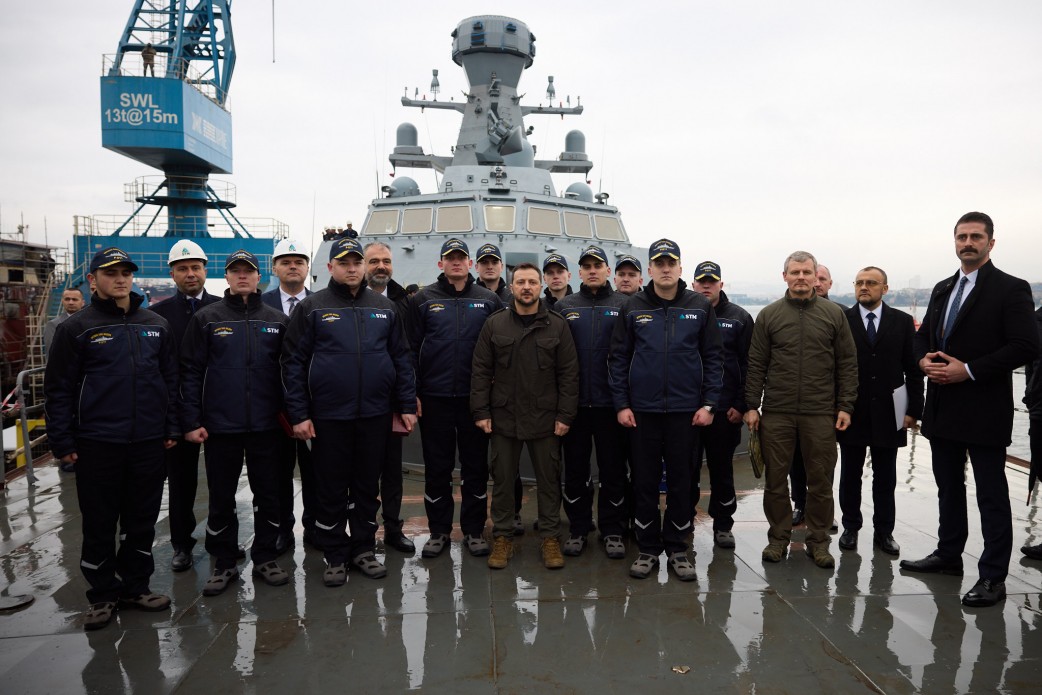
[2,433,1042,693]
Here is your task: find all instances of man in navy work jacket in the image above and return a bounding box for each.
[151,239,221,572]
[901,211,1039,607]
[690,261,753,550]
[281,237,417,586]
[836,266,923,557]
[45,247,179,630]
[408,238,503,559]
[180,250,291,597]
[610,238,724,582]
[261,238,317,554]
[555,245,630,559]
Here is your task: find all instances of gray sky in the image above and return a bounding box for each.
[2,1,1040,296]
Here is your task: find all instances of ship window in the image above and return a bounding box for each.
[527,207,560,235]
[564,211,593,239]
[436,205,473,233]
[484,205,515,232]
[8,269,25,282]
[363,210,400,235]
[402,208,432,234]
[594,215,626,241]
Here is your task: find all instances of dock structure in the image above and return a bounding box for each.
[2,433,1041,692]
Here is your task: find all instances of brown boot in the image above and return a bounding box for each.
[488,536,514,569]
[541,537,565,569]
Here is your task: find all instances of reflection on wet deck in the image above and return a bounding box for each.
[3,431,1042,693]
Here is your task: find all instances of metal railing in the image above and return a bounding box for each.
[10,368,48,486]
[73,214,289,240]
[101,53,229,108]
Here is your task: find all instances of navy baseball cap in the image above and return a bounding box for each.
[440,238,470,257]
[225,250,260,271]
[329,236,364,261]
[476,243,502,261]
[578,245,609,265]
[89,247,138,273]
[615,255,642,272]
[649,238,681,261]
[543,253,569,271]
[694,261,721,281]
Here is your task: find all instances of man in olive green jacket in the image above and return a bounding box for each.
[744,251,858,569]
[471,263,580,570]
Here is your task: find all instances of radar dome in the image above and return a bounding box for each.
[565,182,594,202]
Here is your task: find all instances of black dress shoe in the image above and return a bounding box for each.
[384,531,416,553]
[962,579,1006,607]
[873,534,900,556]
[1021,543,1042,561]
[899,553,963,576]
[838,530,858,550]
[171,549,193,572]
[791,508,805,526]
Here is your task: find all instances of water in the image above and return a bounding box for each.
[741,303,1033,461]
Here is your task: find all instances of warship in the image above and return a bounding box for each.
[313,15,645,287]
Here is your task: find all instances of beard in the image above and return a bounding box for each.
[367,272,390,289]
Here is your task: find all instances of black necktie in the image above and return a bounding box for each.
[940,277,968,349]
[866,312,877,345]
[188,297,199,314]
[287,296,298,315]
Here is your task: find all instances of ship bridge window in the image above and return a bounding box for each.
[402,208,432,234]
[527,207,561,235]
[484,205,515,233]
[436,205,473,233]
[363,210,400,235]
[594,215,626,242]
[564,211,593,239]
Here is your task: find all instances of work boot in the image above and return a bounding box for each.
[806,544,835,569]
[541,537,565,569]
[762,543,786,563]
[488,536,514,569]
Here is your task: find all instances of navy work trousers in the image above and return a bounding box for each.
[204,430,281,569]
[311,415,389,565]
[75,438,166,604]
[562,407,628,537]
[419,396,490,537]
[276,434,317,541]
[630,412,698,555]
[692,414,741,531]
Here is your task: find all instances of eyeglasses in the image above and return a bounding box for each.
[853,279,883,287]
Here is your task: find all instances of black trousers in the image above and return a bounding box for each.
[630,412,698,555]
[930,437,1012,582]
[204,430,281,569]
[562,407,628,537]
[691,415,741,531]
[166,439,201,551]
[789,441,807,510]
[419,396,490,537]
[382,435,405,531]
[75,438,166,604]
[312,415,389,565]
[276,434,316,540]
[838,444,898,536]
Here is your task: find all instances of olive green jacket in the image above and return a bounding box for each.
[471,299,579,440]
[745,292,858,416]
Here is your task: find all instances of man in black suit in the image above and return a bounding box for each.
[262,239,318,553]
[151,240,221,572]
[900,211,1039,607]
[836,266,923,556]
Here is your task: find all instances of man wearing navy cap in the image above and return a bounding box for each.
[180,251,292,596]
[408,239,503,559]
[542,254,573,308]
[475,243,512,303]
[690,261,753,549]
[281,237,417,585]
[614,255,643,296]
[610,239,724,581]
[556,246,631,558]
[45,248,179,629]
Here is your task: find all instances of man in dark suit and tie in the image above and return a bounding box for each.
[900,211,1039,607]
[836,266,923,556]
[151,239,221,572]
[262,239,318,553]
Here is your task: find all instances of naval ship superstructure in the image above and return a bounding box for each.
[315,15,643,285]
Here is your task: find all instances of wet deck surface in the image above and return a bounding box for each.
[3,432,1042,693]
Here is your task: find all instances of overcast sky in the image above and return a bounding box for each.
[2,1,1040,296]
